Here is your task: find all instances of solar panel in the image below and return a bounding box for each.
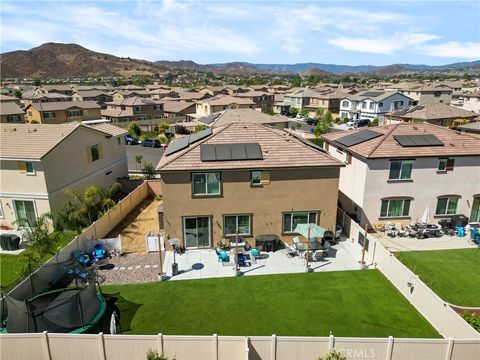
[198,113,220,125]
[200,143,263,162]
[189,128,212,144]
[394,135,444,147]
[164,135,190,156]
[361,91,383,97]
[335,129,383,147]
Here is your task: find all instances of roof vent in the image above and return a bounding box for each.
[449,142,455,147]
[413,126,418,130]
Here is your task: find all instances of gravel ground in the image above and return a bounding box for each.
[98,252,164,285]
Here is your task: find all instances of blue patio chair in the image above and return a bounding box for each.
[215,248,229,262]
[73,250,91,267]
[92,243,106,262]
[470,228,480,244]
[456,226,465,238]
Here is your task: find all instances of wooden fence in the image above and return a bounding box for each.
[1,332,479,360]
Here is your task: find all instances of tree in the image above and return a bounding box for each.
[323,110,333,124]
[315,108,324,120]
[313,111,333,138]
[14,214,53,260]
[289,107,299,117]
[33,79,42,87]
[157,122,169,134]
[143,161,155,179]
[128,122,141,137]
[194,124,207,132]
[135,155,143,171]
[370,117,379,127]
[14,89,22,99]
[299,108,309,118]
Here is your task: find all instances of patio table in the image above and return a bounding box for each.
[294,242,323,252]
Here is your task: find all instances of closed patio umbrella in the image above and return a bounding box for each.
[294,224,327,270]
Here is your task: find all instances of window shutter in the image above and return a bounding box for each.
[17,161,26,173]
[260,171,270,185]
[446,159,455,171]
[98,143,104,159]
[86,146,93,163]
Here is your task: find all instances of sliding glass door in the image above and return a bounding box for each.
[471,197,480,223]
[14,200,37,227]
[183,217,211,248]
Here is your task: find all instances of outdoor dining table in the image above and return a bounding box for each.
[294,241,324,252]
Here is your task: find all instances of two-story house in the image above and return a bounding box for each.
[0,102,26,123]
[40,85,74,96]
[22,92,72,107]
[0,123,128,227]
[71,90,114,108]
[322,123,480,227]
[101,97,164,122]
[398,85,452,106]
[233,91,274,112]
[195,95,255,116]
[455,92,480,115]
[282,89,319,111]
[304,90,347,118]
[24,101,102,124]
[156,122,343,249]
[111,90,151,100]
[339,91,413,121]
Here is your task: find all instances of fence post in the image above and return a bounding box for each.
[108,211,112,233]
[98,332,106,360]
[329,334,335,351]
[386,336,394,360]
[157,333,164,355]
[271,334,276,360]
[42,331,51,360]
[445,338,454,360]
[212,334,218,360]
[245,336,250,360]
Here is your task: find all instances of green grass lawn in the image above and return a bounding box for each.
[0,231,76,291]
[397,249,480,307]
[104,270,440,338]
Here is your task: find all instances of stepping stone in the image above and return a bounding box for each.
[127,266,133,270]
[135,265,141,269]
[120,267,126,270]
[152,264,158,268]
[145,265,151,268]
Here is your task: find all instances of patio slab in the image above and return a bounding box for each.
[161,239,364,281]
[371,232,477,252]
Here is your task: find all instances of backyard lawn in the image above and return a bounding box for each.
[397,249,480,307]
[0,231,76,291]
[104,269,440,338]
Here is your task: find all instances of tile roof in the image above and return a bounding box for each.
[157,122,343,171]
[322,122,480,159]
[177,92,208,100]
[201,95,255,106]
[29,101,101,111]
[391,103,477,120]
[74,90,112,98]
[162,101,196,113]
[41,85,73,92]
[24,92,70,100]
[204,109,288,127]
[84,123,127,136]
[0,123,121,160]
[234,91,270,97]
[105,97,158,106]
[0,102,25,116]
[0,94,18,102]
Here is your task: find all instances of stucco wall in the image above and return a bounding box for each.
[160,167,340,247]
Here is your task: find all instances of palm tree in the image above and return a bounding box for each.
[135,155,143,171]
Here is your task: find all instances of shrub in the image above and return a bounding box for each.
[146,349,169,360]
[143,161,155,179]
[128,122,141,137]
[157,135,168,144]
[318,350,347,360]
[461,311,480,332]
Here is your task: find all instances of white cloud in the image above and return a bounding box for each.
[421,41,480,59]
[329,33,440,55]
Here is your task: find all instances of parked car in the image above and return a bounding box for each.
[354,119,370,128]
[124,134,138,145]
[346,119,356,127]
[141,139,162,148]
[335,223,343,239]
[305,118,319,126]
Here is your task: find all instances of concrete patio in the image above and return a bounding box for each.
[161,238,365,281]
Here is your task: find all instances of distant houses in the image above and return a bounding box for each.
[25,101,101,123]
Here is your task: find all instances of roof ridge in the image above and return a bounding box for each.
[367,123,400,157]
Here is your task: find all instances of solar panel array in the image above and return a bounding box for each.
[164,128,213,156]
[335,129,383,147]
[201,143,263,162]
[394,134,444,147]
[198,113,221,125]
[361,91,383,98]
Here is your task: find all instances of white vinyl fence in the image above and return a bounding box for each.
[1,332,479,360]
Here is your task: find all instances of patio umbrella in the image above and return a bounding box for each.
[421,207,430,225]
[294,223,327,270]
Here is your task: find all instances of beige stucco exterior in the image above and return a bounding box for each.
[0,127,128,227]
[400,90,452,105]
[26,106,102,124]
[195,102,255,116]
[160,167,340,248]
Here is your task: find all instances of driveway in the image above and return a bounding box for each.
[126,145,165,172]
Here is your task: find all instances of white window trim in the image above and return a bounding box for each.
[389,160,414,180]
[251,170,262,186]
[25,161,36,176]
[435,197,459,216]
[283,211,318,234]
[438,159,447,172]
[0,201,4,219]
[192,172,221,196]
[224,214,252,236]
[380,199,411,218]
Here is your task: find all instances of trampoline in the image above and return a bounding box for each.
[0,258,106,334]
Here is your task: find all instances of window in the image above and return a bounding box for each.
[224,215,251,236]
[435,197,458,215]
[251,170,262,186]
[342,100,349,107]
[379,102,383,107]
[438,159,447,171]
[389,160,413,180]
[283,211,318,233]
[134,106,142,112]
[90,144,100,162]
[25,161,35,175]
[362,101,367,109]
[6,115,20,123]
[28,111,32,117]
[14,200,36,227]
[380,199,411,218]
[42,111,55,119]
[445,158,455,171]
[0,201,4,218]
[369,102,374,110]
[471,197,480,223]
[154,104,162,111]
[434,91,441,97]
[67,110,82,117]
[192,172,221,196]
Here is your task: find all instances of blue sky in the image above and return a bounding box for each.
[1,0,479,65]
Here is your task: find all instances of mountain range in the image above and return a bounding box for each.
[1,43,479,78]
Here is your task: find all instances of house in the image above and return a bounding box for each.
[0,123,128,227]
[40,85,74,96]
[457,122,480,139]
[454,92,480,115]
[162,101,196,119]
[304,90,348,118]
[25,101,101,124]
[339,91,413,121]
[322,123,480,227]
[386,103,478,127]
[149,89,180,100]
[0,94,21,106]
[197,86,229,97]
[195,95,255,116]
[273,94,290,115]
[0,102,26,123]
[71,90,113,108]
[196,108,289,129]
[101,97,163,122]
[111,90,151,100]
[156,122,343,249]
[282,89,319,111]
[22,92,72,107]
[398,85,452,105]
[234,91,274,112]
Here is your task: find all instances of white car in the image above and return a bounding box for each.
[346,119,356,127]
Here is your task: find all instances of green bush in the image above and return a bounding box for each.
[157,135,168,144]
[461,312,480,332]
[318,350,347,360]
[146,349,169,360]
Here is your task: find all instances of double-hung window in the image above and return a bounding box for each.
[192,172,221,196]
[435,197,458,215]
[380,199,411,218]
[224,215,251,236]
[389,160,413,180]
[251,170,262,186]
[283,211,318,233]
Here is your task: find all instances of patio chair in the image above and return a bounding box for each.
[92,244,106,262]
[250,248,261,258]
[322,241,331,256]
[237,254,251,267]
[313,250,324,261]
[73,250,91,267]
[215,248,229,263]
[293,237,300,244]
[284,242,297,257]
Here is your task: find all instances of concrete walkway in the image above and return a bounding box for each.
[161,239,364,281]
[372,233,478,252]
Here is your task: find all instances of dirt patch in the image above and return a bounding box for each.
[108,197,160,254]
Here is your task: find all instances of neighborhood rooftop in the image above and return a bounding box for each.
[197,108,288,127]
[157,122,343,171]
[27,100,101,111]
[390,103,478,120]
[322,122,480,158]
